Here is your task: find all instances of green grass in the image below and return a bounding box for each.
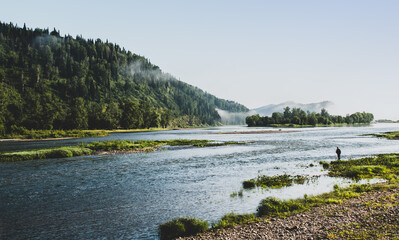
[0,139,247,161]
[0,128,173,140]
[0,129,109,140]
[106,128,170,134]
[329,154,399,180]
[319,161,330,169]
[256,183,397,218]
[0,146,94,161]
[159,217,208,240]
[212,213,258,229]
[364,131,399,140]
[242,174,310,189]
[257,197,307,217]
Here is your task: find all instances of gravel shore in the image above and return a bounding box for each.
[181,184,399,240]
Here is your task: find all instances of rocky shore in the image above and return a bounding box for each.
[181,184,398,240]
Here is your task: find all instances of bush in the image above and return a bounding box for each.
[319,161,330,169]
[243,180,255,189]
[257,197,305,217]
[351,184,373,193]
[46,149,74,158]
[159,217,208,240]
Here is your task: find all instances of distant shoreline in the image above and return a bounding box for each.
[0,137,77,142]
[213,130,297,134]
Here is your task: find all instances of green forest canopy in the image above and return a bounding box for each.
[0,22,248,135]
[246,107,374,127]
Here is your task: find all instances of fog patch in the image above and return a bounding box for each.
[216,109,256,125]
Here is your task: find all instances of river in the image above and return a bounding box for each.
[1,124,398,239]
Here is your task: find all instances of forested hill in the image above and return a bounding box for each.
[0,22,248,132]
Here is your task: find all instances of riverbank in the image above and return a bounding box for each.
[262,123,371,128]
[0,128,170,141]
[160,152,399,239]
[212,130,297,134]
[0,139,247,161]
[181,182,398,239]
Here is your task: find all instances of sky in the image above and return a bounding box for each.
[1,0,399,119]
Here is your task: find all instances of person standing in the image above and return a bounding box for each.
[336,147,341,160]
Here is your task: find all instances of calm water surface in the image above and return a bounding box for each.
[1,124,399,239]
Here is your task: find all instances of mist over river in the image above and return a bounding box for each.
[1,124,399,239]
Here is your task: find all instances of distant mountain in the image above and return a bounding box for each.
[253,101,334,116]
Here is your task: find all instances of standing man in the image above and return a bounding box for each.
[336,147,341,160]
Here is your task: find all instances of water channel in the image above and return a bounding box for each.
[1,124,398,239]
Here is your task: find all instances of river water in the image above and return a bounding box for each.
[1,124,399,239]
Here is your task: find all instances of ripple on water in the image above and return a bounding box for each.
[1,124,399,239]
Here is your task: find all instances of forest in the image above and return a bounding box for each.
[246,107,374,127]
[0,22,248,135]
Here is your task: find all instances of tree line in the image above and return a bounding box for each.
[246,107,374,127]
[0,22,248,135]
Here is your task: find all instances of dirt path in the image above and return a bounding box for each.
[181,185,399,240]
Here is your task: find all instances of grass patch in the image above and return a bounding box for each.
[329,154,399,180]
[364,131,399,140]
[0,146,93,161]
[257,197,307,217]
[106,128,170,134]
[319,161,330,169]
[159,217,208,240]
[242,174,311,189]
[256,183,395,218]
[212,213,258,229]
[0,128,173,140]
[1,129,109,140]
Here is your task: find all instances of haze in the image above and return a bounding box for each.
[1,0,398,120]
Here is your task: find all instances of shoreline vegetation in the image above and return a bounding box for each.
[0,139,247,162]
[0,128,171,141]
[212,130,297,134]
[160,153,399,240]
[364,131,399,140]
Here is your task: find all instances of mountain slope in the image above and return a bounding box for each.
[253,101,333,116]
[0,22,248,132]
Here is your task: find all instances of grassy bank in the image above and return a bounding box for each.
[266,123,370,128]
[159,153,399,239]
[0,129,109,140]
[0,128,173,140]
[0,139,246,161]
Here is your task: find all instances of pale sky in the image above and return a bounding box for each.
[1,1,399,120]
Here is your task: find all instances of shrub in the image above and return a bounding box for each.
[319,161,330,169]
[256,174,293,188]
[257,197,305,217]
[243,180,255,189]
[351,184,373,193]
[159,217,208,240]
[46,149,74,158]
